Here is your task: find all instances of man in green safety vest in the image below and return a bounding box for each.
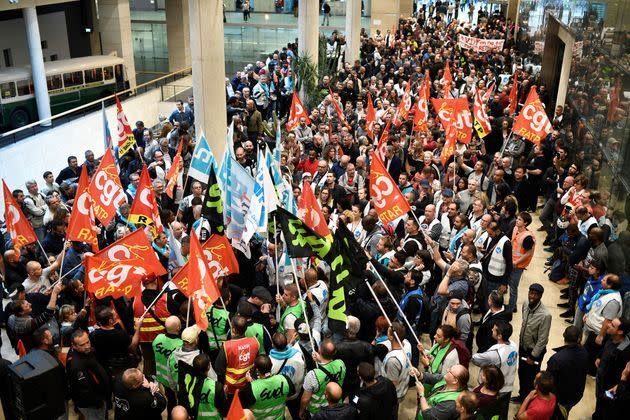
[300,339,346,418]
[414,364,469,420]
[276,283,304,342]
[152,316,183,412]
[179,353,228,419]
[206,288,231,361]
[239,354,295,419]
[238,301,272,355]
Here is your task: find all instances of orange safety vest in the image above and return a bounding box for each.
[133,294,169,342]
[224,336,259,393]
[511,227,534,269]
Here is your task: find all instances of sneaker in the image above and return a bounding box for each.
[544,247,554,252]
[543,238,553,245]
[560,310,574,318]
[558,302,570,308]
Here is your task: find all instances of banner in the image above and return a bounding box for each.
[187,132,216,185]
[129,165,163,238]
[457,34,505,53]
[274,207,331,259]
[473,89,492,139]
[200,165,225,240]
[512,85,552,145]
[366,91,376,140]
[88,148,127,225]
[96,229,167,276]
[66,166,99,250]
[225,156,256,257]
[440,124,457,166]
[431,97,473,144]
[2,180,37,251]
[286,91,310,131]
[115,96,136,157]
[297,180,331,239]
[165,139,184,199]
[369,153,411,226]
[394,82,413,126]
[84,256,144,299]
[244,150,279,243]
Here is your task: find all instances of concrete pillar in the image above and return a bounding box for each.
[345,0,361,65]
[298,0,319,63]
[98,0,136,88]
[400,0,413,17]
[166,0,191,72]
[555,26,574,109]
[506,0,520,23]
[370,0,400,38]
[23,7,51,127]
[188,0,227,161]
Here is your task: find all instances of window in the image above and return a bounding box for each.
[41,40,48,49]
[104,66,114,80]
[50,54,58,61]
[16,79,34,96]
[47,74,63,91]
[63,71,84,88]
[0,82,16,99]
[84,68,103,83]
[3,48,12,67]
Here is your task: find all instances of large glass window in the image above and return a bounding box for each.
[47,74,62,91]
[16,79,33,96]
[84,68,103,83]
[104,66,114,80]
[63,71,84,88]
[0,82,16,99]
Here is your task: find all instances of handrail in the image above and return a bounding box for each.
[0,66,192,139]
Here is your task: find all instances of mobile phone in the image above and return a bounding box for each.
[605,390,616,399]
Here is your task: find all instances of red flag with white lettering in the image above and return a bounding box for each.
[2,180,37,252]
[88,148,127,225]
[95,229,166,276]
[473,89,492,139]
[286,91,311,131]
[366,91,376,140]
[369,153,411,226]
[375,120,391,160]
[115,96,137,157]
[512,86,552,145]
[190,230,220,303]
[191,289,213,330]
[66,166,99,251]
[442,62,453,98]
[329,88,351,129]
[413,79,430,133]
[84,256,143,299]
[298,181,332,239]
[129,165,163,238]
[202,234,240,277]
[394,82,413,126]
[440,124,458,166]
[431,97,473,144]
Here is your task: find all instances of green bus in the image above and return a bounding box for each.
[0,55,129,129]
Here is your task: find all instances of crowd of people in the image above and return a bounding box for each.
[1,3,629,420]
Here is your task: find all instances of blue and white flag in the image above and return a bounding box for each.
[225,156,255,258]
[167,226,185,272]
[188,131,216,185]
[244,150,279,243]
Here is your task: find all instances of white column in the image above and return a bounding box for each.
[370,0,400,37]
[166,0,191,72]
[23,7,51,127]
[298,0,319,64]
[188,0,227,161]
[98,0,136,88]
[345,0,362,64]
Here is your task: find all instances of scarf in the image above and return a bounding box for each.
[429,341,452,374]
[586,288,617,311]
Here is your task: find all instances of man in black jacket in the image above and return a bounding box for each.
[66,329,111,419]
[336,316,374,398]
[113,368,167,420]
[351,362,398,420]
[476,290,511,353]
[547,326,588,414]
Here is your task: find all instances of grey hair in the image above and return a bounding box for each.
[346,316,361,337]
[25,179,37,188]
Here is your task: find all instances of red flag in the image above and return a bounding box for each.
[440,124,457,166]
[129,165,163,238]
[17,339,27,358]
[329,88,351,129]
[84,255,143,299]
[286,91,311,131]
[226,390,247,420]
[2,180,37,252]
[366,91,376,140]
[190,230,220,303]
[608,79,620,123]
[88,148,127,225]
[191,289,213,330]
[394,81,413,126]
[203,234,240,277]
[482,81,496,103]
[298,181,332,239]
[413,80,430,133]
[473,88,492,139]
[431,97,473,144]
[512,85,553,145]
[375,120,391,160]
[424,70,432,98]
[171,263,194,298]
[165,139,184,199]
[509,71,519,115]
[66,166,99,251]
[369,153,411,226]
[115,96,137,157]
[95,229,167,276]
[442,62,453,98]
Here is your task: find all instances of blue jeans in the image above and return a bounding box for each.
[507,268,524,312]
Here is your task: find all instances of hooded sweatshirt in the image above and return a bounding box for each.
[270,345,306,399]
[350,376,399,419]
[167,347,217,390]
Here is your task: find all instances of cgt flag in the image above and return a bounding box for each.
[286,91,311,131]
[297,180,331,239]
[129,165,163,238]
[274,207,331,259]
[88,148,127,225]
[2,180,37,252]
[369,153,411,227]
[509,71,519,115]
[440,124,457,166]
[366,91,377,140]
[115,96,137,157]
[431,97,473,144]
[473,89,492,139]
[394,81,413,126]
[66,166,99,251]
[165,138,184,199]
[95,229,167,276]
[512,85,552,145]
[203,234,240,277]
[329,88,352,129]
[84,256,144,299]
[442,62,453,98]
[413,76,431,133]
[200,165,225,241]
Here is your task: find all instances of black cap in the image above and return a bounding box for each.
[529,283,545,294]
[251,286,272,304]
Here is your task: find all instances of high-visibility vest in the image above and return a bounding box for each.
[133,293,169,342]
[511,227,534,268]
[278,302,303,334]
[224,337,259,393]
[152,333,182,388]
[250,375,291,419]
[487,236,510,276]
[245,322,266,355]
[206,306,230,351]
[306,359,346,414]
[197,378,220,419]
[417,390,462,420]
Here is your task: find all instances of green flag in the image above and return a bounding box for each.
[200,165,224,241]
[273,207,331,259]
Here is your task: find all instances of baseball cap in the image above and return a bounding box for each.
[420,179,430,188]
[251,286,272,304]
[529,283,545,294]
[181,326,200,344]
[442,188,454,197]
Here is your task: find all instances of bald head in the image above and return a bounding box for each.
[3,250,18,264]
[122,368,143,389]
[324,382,343,404]
[165,316,181,334]
[340,155,351,166]
[171,406,189,420]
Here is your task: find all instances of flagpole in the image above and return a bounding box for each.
[219,295,233,330]
[367,262,421,345]
[35,239,51,266]
[289,257,316,354]
[139,280,171,320]
[273,215,282,322]
[186,295,192,326]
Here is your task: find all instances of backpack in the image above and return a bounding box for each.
[548,258,566,282]
[449,339,471,368]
